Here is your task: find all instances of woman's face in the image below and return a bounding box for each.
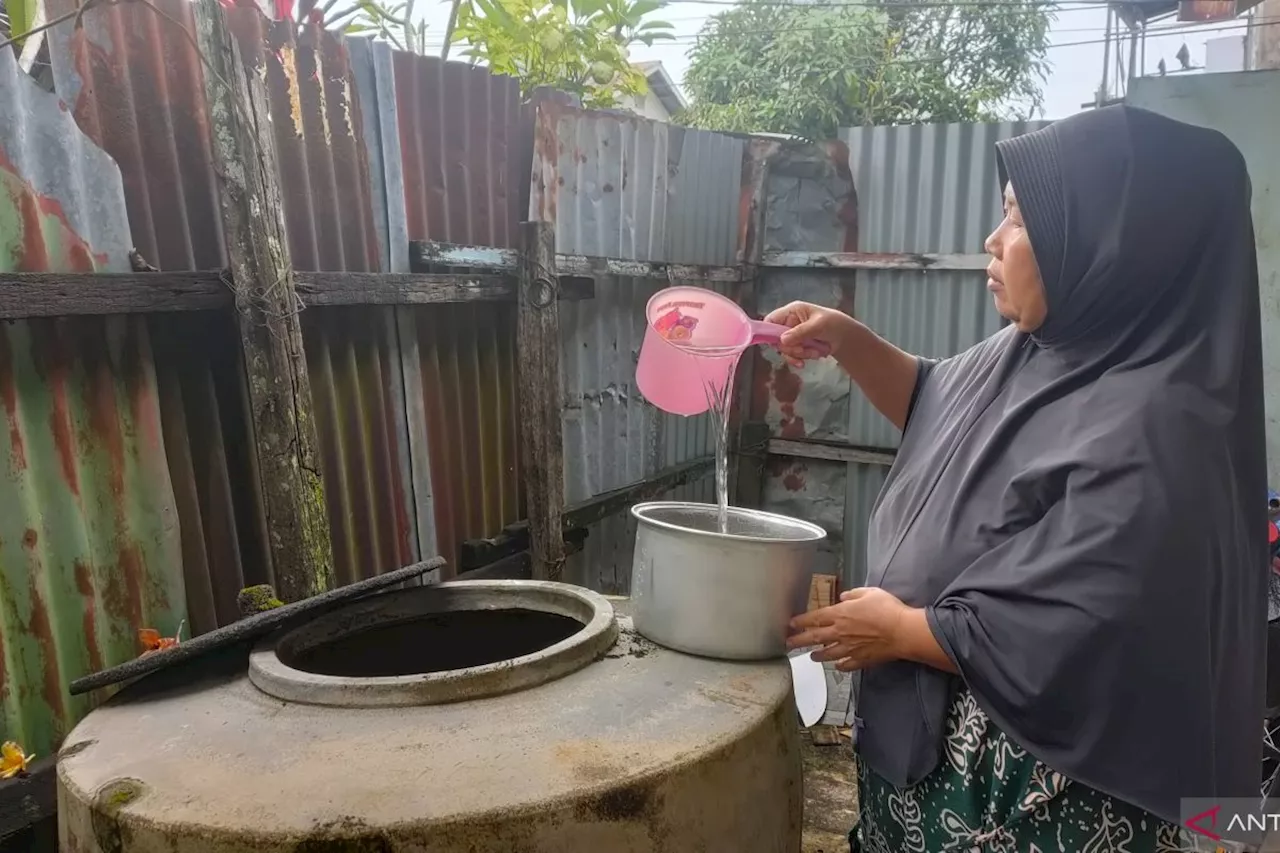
[984,184,1048,333]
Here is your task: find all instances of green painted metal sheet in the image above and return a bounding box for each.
[0,44,187,759]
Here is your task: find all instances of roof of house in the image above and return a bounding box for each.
[634,61,688,117]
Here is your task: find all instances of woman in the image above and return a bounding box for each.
[772,105,1267,852]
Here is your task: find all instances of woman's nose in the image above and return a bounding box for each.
[984,230,999,257]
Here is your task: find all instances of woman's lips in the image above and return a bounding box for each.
[986,263,1002,292]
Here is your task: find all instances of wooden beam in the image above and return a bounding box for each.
[0,271,593,320]
[294,272,593,306]
[412,240,741,284]
[0,271,229,317]
[454,530,588,582]
[760,251,989,272]
[518,221,567,582]
[459,453,716,570]
[768,437,896,466]
[195,0,334,603]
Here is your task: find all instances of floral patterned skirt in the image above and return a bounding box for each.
[850,689,1225,853]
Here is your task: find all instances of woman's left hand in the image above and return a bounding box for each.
[787,587,913,672]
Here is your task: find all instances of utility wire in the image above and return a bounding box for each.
[421,14,1274,50]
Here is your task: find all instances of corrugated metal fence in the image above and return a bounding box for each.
[530,104,743,592]
[839,121,1045,587]
[0,0,539,759]
[756,122,1046,593]
[0,41,186,755]
[1,0,1055,762]
[0,0,766,756]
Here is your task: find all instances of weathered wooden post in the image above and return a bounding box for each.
[194,0,335,601]
[518,221,566,581]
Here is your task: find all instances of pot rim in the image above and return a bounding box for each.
[630,500,827,544]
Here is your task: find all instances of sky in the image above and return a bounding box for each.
[411,1,1260,121]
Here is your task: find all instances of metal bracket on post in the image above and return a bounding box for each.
[518,221,567,581]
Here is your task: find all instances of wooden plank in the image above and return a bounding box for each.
[195,0,334,603]
[0,271,230,317]
[454,533,588,583]
[808,573,839,611]
[0,271,592,319]
[412,240,741,284]
[768,438,896,467]
[460,454,716,571]
[294,272,594,306]
[518,221,567,582]
[760,251,990,272]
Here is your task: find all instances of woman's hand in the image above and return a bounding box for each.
[764,302,860,368]
[787,588,959,674]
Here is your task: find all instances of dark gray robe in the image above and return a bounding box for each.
[854,104,1267,825]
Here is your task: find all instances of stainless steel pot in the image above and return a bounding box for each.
[630,501,827,660]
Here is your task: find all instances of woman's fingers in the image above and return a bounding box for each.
[809,643,856,663]
[786,627,831,650]
[779,315,827,349]
[764,301,808,327]
[786,614,842,649]
[790,607,836,631]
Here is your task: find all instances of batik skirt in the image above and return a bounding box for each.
[850,689,1232,853]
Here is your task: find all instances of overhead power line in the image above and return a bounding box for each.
[421,14,1272,50]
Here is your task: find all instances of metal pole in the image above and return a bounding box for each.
[1099,6,1113,106]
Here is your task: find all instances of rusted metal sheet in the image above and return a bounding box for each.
[398,303,523,575]
[750,141,857,590]
[390,54,530,574]
[41,1,419,614]
[394,53,525,250]
[224,12,382,274]
[530,102,742,592]
[303,307,418,587]
[752,142,858,447]
[0,45,186,759]
[841,121,1041,451]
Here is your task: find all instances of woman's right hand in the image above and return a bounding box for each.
[764,302,860,368]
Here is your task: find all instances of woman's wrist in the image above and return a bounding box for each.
[893,606,960,674]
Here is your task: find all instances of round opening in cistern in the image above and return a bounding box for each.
[281,609,585,678]
[248,581,620,707]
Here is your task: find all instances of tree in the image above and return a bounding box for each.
[307,0,673,108]
[680,0,1053,140]
[449,0,674,107]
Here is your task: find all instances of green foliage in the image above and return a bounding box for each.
[326,0,430,53]
[451,0,674,108]
[1,0,39,46]
[681,0,1052,140]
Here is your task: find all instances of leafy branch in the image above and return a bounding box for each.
[681,0,1053,140]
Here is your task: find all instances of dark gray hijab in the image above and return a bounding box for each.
[856,105,1266,824]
